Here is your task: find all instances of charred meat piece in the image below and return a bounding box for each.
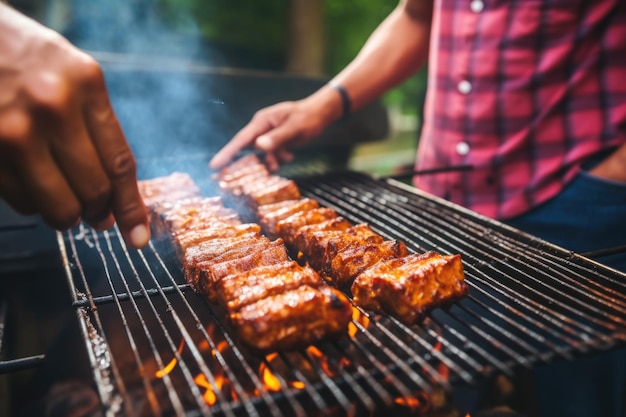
[230,285,352,351]
[183,234,270,290]
[243,177,301,211]
[218,162,270,186]
[174,223,262,255]
[276,208,339,245]
[258,198,320,237]
[219,165,271,198]
[151,196,224,233]
[313,224,385,274]
[328,240,409,288]
[291,217,353,261]
[201,242,289,300]
[161,201,240,235]
[212,153,265,182]
[216,261,324,312]
[256,198,314,218]
[351,251,467,325]
[138,172,200,210]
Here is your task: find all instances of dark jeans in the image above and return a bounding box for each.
[505,168,626,417]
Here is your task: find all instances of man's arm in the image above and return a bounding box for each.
[210,0,435,170]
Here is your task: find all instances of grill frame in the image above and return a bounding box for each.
[58,171,626,417]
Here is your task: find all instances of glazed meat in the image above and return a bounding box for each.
[243,177,301,210]
[138,172,200,210]
[216,261,324,312]
[174,223,262,255]
[212,153,265,182]
[258,198,320,237]
[230,285,352,351]
[291,217,353,261]
[201,243,289,300]
[160,200,240,235]
[256,198,316,218]
[183,234,270,290]
[219,166,271,198]
[313,224,386,274]
[328,240,409,288]
[351,251,467,325]
[275,208,339,245]
[218,162,270,186]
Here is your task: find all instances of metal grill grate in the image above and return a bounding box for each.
[59,171,626,417]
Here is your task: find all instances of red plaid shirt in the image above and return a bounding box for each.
[414,0,626,220]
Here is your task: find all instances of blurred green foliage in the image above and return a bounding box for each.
[157,0,425,116]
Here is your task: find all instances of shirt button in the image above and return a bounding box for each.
[458,80,472,94]
[470,0,484,13]
[456,142,470,155]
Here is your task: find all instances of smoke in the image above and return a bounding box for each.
[59,0,235,192]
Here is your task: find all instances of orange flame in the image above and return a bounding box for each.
[155,339,185,378]
[306,346,349,377]
[259,362,282,392]
[348,306,370,337]
[259,353,306,392]
[394,391,431,413]
[194,373,225,406]
[395,396,424,412]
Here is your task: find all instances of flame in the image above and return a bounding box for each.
[291,381,305,389]
[259,362,282,392]
[395,396,422,408]
[259,353,305,392]
[155,339,185,378]
[306,346,348,377]
[348,306,370,337]
[194,373,226,406]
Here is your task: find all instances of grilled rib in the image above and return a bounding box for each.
[183,234,270,290]
[174,223,262,255]
[201,242,289,300]
[212,153,265,182]
[243,177,301,210]
[230,285,352,351]
[351,251,467,325]
[275,207,339,245]
[216,261,324,312]
[138,172,200,210]
[328,240,409,288]
[258,198,320,237]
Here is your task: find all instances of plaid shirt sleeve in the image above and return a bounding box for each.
[414,0,626,220]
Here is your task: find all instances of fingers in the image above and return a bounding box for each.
[46,101,115,230]
[9,139,82,230]
[0,106,81,228]
[81,57,149,248]
[210,116,275,170]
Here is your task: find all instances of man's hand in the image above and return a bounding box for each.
[209,86,344,171]
[0,5,150,248]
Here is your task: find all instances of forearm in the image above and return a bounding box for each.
[335,0,433,108]
[303,0,433,126]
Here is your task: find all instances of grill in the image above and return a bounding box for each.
[58,171,626,417]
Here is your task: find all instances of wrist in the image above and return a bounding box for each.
[304,83,351,128]
[327,81,351,122]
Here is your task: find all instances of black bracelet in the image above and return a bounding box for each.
[328,81,351,122]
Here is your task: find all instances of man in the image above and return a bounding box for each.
[0,3,149,249]
[210,0,626,416]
